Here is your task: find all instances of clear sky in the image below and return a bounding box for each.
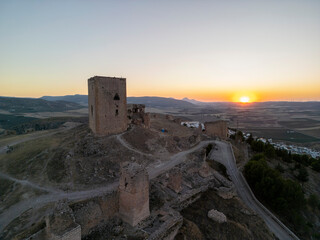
[0,0,319,102]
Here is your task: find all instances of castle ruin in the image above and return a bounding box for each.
[118,162,150,226]
[45,201,81,240]
[127,104,150,129]
[204,120,228,139]
[88,76,127,136]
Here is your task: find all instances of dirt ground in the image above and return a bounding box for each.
[177,189,275,240]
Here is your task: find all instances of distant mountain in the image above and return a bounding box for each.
[41,94,88,106]
[182,97,208,105]
[127,97,195,108]
[0,97,83,113]
[41,95,196,108]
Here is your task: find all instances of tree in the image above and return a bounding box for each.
[235,130,244,142]
[311,159,320,172]
[296,167,309,182]
[308,194,320,210]
[301,154,311,166]
[244,155,305,219]
[276,163,285,173]
[265,143,275,158]
[251,140,265,152]
[246,134,254,145]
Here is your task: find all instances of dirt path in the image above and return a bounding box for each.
[116,130,152,157]
[0,172,61,194]
[1,134,299,240]
[0,138,213,233]
[209,141,300,240]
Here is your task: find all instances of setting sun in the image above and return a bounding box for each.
[240,96,250,103]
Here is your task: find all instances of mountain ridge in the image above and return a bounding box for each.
[41,95,196,108]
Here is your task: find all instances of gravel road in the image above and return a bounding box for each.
[210,140,300,240]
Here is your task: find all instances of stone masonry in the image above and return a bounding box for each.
[204,120,228,139]
[45,201,81,240]
[119,162,150,226]
[127,104,150,129]
[88,76,127,136]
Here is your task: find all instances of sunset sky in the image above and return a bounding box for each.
[0,0,319,102]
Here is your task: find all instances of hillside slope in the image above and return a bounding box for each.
[0,97,83,113]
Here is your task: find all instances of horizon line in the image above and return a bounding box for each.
[0,95,319,103]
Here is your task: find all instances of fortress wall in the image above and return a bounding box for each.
[70,191,119,236]
[50,225,81,240]
[205,121,227,139]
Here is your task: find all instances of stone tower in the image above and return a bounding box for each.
[119,162,150,226]
[88,76,127,136]
[204,120,228,139]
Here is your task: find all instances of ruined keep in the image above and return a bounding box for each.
[204,120,228,139]
[119,162,150,226]
[127,104,150,129]
[88,76,127,136]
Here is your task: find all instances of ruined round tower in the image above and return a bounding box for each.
[88,76,127,136]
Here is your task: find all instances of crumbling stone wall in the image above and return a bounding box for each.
[204,121,227,139]
[119,162,150,226]
[45,201,81,240]
[70,191,119,236]
[88,76,127,136]
[127,104,150,128]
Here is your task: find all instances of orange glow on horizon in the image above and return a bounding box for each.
[239,96,250,103]
[231,92,258,103]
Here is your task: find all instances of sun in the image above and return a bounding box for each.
[240,96,250,103]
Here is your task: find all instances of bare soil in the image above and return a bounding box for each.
[177,190,275,240]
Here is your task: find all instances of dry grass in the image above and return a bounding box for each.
[0,135,61,177]
[0,129,55,148]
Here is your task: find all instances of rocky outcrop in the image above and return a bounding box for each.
[147,208,183,240]
[198,161,214,178]
[216,186,237,200]
[46,201,81,240]
[167,169,182,193]
[207,209,227,223]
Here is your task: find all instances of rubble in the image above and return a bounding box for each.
[207,209,227,223]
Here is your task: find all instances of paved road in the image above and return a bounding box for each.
[209,141,300,240]
[0,134,214,233]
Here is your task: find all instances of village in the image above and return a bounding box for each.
[181,122,320,159]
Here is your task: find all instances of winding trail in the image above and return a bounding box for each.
[209,141,300,240]
[0,172,61,194]
[0,130,301,240]
[116,131,152,157]
[0,133,213,233]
